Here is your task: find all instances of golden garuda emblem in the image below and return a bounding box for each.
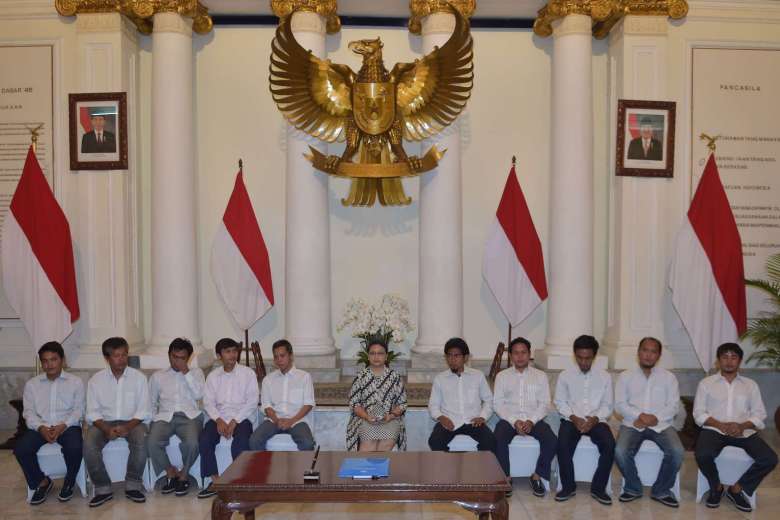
[269,5,473,206]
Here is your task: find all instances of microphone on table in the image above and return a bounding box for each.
[304,445,321,482]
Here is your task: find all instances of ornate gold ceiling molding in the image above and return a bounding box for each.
[270,0,341,34]
[408,0,476,34]
[533,0,688,39]
[55,0,213,35]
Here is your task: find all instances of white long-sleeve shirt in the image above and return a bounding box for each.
[693,372,767,438]
[493,365,550,425]
[615,366,679,433]
[429,367,493,429]
[23,371,85,431]
[149,367,205,422]
[203,364,259,427]
[86,367,151,424]
[555,367,613,423]
[260,367,315,427]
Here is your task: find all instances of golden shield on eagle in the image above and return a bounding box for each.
[269,4,473,206]
[352,81,396,136]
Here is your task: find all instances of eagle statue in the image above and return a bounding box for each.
[269,5,474,207]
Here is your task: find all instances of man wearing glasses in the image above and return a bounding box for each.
[427,337,496,455]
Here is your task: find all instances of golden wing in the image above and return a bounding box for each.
[269,16,354,143]
[393,6,474,141]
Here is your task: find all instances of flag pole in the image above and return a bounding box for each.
[27,126,43,376]
[244,329,251,367]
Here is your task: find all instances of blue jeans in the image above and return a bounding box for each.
[249,420,315,451]
[615,425,684,498]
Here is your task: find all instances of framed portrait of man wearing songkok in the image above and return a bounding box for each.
[616,99,676,178]
[68,92,128,171]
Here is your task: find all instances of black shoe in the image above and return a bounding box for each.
[726,488,752,512]
[619,491,642,503]
[651,494,679,508]
[705,486,723,508]
[29,478,53,505]
[530,478,545,497]
[125,489,146,503]
[197,483,216,499]
[58,481,75,502]
[89,493,113,508]
[161,477,178,495]
[174,479,191,496]
[555,489,576,502]
[591,490,613,505]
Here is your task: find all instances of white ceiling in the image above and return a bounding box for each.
[202,1,547,19]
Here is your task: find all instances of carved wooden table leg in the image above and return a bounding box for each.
[211,497,232,520]
[492,498,508,520]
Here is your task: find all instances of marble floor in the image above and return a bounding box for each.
[0,431,776,520]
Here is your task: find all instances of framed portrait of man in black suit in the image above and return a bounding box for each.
[68,92,128,170]
[616,99,676,177]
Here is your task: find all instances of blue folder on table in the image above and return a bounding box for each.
[338,457,390,478]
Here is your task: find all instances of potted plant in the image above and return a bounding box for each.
[337,294,414,366]
[742,252,780,433]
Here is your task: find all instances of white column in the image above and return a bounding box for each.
[535,14,602,369]
[413,11,464,362]
[70,13,143,369]
[144,12,205,368]
[284,11,336,365]
[603,16,697,369]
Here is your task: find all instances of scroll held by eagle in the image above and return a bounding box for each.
[269,6,473,207]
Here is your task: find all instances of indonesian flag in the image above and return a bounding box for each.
[211,169,274,330]
[482,164,548,326]
[669,154,746,370]
[1,147,79,348]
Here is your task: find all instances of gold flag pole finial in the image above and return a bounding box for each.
[699,133,719,153]
[511,155,516,166]
[26,124,43,154]
[239,158,243,171]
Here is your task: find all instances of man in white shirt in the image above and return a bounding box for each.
[147,338,205,497]
[428,338,495,454]
[694,342,778,512]
[197,338,259,499]
[84,337,151,508]
[14,342,84,505]
[554,335,615,505]
[614,337,684,507]
[249,340,316,451]
[493,337,556,498]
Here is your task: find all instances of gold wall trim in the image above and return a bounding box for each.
[533,0,688,39]
[270,0,341,34]
[55,0,213,35]
[408,0,476,34]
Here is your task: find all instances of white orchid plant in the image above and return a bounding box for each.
[337,294,414,366]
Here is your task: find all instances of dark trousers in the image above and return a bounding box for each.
[428,422,497,454]
[695,429,778,496]
[13,426,83,490]
[494,419,557,479]
[198,419,252,478]
[557,419,615,493]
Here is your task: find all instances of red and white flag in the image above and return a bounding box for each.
[1,146,79,348]
[669,154,746,370]
[211,169,274,330]
[482,164,548,326]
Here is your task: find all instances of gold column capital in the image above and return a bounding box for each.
[270,0,341,34]
[408,0,476,34]
[55,0,213,35]
[533,0,688,39]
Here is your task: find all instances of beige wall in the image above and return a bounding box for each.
[1,1,779,366]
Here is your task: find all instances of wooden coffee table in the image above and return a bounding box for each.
[211,451,510,519]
